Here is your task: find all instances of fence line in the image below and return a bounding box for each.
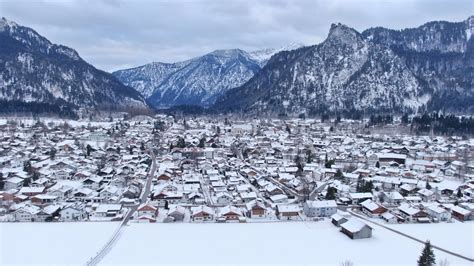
[85,209,129,266]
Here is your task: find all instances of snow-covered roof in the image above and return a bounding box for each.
[340,218,371,233]
[451,206,471,216]
[306,200,337,208]
[360,199,382,212]
[349,192,372,199]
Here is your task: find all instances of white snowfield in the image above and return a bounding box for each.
[1,220,472,265]
[385,221,474,258]
[0,222,117,265]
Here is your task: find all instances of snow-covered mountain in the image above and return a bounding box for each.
[214,17,473,115]
[113,44,303,108]
[0,18,148,117]
[248,43,304,66]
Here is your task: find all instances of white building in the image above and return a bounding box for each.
[303,200,337,217]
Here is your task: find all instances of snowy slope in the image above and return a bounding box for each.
[248,42,304,66]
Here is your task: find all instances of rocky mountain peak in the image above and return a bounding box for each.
[325,23,364,49]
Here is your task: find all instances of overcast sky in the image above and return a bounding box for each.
[1,0,472,72]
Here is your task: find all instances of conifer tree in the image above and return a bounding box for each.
[418,241,435,266]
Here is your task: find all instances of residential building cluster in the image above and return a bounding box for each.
[1,116,473,240]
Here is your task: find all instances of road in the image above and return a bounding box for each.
[348,210,474,263]
[87,149,157,266]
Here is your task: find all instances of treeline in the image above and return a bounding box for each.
[368,114,394,126]
[411,113,474,136]
[0,100,78,119]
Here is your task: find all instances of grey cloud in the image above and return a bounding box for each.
[1,0,471,71]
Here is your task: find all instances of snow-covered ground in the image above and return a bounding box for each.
[100,220,473,265]
[1,220,472,265]
[0,222,118,265]
[386,221,474,258]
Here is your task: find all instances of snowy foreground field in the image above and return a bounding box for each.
[386,221,474,258]
[102,221,473,266]
[0,222,117,265]
[1,220,473,265]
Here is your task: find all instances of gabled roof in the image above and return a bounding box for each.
[191,205,214,216]
[360,199,383,212]
[138,203,157,212]
[340,218,372,233]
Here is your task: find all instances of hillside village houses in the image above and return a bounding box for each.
[0,116,473,235]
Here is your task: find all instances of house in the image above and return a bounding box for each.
[380,191,404,205]
[276,204,300,220]
[157,173,172,181]
[400,183,418,195]
[167,205,186,221]
[240,191,258,202]
[138,215,157,223]
[95,204,122,217]
[137,203,158,218]
[60,205,86,221]
[265,184,283,196]
[340,218,373,239]
[360,199,387,216]
[377,153,407,165]
[331,213,348,226]
[303,200,337,217]
[31,194,58,206]
[218,206,243,221]
[381,212,398,223]
[215,192,233,205]
[100,185,120,199]
[270,194,288,204]
[404,196,422,204]
[13,205,40,222]
[246,199,267,218]
[4,177,24,190]
[417,188,436,202]
[348,193,373,204]
[451,206,472,221]
[19,186,45,197]
[398,204,429,222]
[427,205,451,222]
[191,205,214,222]
[82,176,103,190]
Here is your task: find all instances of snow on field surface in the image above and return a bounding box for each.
[1,220,472,265]
[0,222,118,265]
[101,221,473,266]
[386,221,474,258]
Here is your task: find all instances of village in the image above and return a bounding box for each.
[0,115,473,241]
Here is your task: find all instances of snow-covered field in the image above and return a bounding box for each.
[100,220,473,265]
[0,222,118,265]
[1,220,472,265]
[386,221,474,258]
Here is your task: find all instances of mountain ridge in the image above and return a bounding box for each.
[113,44,304,108]
[0,17,149,117]
[213,16,473,115]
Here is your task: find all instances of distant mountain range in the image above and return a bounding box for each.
[214,16,473,115]
[0,17,148,117]
[0,16,472,117]
[113,43,302,108]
